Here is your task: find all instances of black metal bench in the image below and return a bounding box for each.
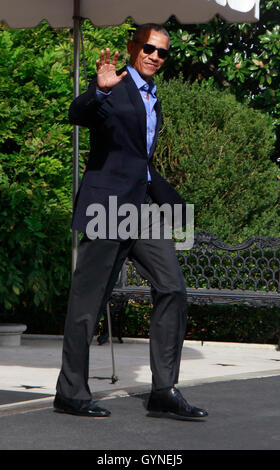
[98,230,280,381]
[111,230,280,306]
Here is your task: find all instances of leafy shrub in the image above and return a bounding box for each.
[0,23,73,324]
[119,300,280,345]
[0,21,131,329]
[154,75,280,244]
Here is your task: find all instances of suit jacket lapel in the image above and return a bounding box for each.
[122,68,147,153]
[119,65,162,158]
[149,99,162,159]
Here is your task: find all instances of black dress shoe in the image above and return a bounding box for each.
[147,387,208,418]
[53,393,111,417]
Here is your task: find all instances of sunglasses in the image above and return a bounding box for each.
[135,42,169,60]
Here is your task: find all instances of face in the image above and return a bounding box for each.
[127,30,169,81]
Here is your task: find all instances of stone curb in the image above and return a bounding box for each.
[22,334,279,350]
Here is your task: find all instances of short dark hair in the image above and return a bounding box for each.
[132,23,170,46]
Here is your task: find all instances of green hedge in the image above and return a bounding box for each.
[154,75,279,244]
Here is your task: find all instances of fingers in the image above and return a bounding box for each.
[96,48,120,69]
[99,48,110,66]
[111,51,119,67]
[100,49,105,66]
[105,48,111,64]
[96,49,106,70]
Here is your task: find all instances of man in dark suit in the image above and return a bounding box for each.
[54,24,208,419]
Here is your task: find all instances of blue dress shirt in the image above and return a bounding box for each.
[96,63,158,182]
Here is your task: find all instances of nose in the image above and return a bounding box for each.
[149,49,159,60]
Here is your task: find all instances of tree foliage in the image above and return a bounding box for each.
[163,0,280,161]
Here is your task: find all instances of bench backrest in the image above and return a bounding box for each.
[116,231,280,294]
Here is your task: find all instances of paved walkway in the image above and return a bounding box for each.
[0,336,280,450]
[1,335,280,399]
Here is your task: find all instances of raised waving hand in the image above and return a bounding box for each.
[96,48,127,93]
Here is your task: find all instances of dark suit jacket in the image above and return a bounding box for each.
[69,66,186,239]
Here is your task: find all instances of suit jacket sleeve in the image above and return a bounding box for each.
[68,79,100,128]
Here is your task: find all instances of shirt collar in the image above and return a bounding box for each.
[127,63,157,96]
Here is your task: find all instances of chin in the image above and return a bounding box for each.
[138,71,153,81]
[143,69,157,79]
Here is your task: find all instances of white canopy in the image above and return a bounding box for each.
[0,0,260,28]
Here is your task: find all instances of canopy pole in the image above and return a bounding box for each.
[72,0,81,273]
